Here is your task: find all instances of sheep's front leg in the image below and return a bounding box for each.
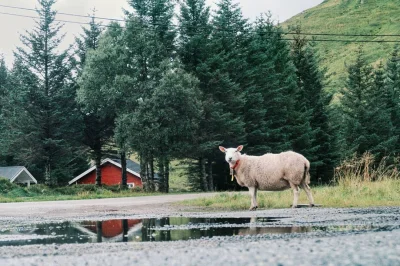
[289,182,300,208]
[248,187,258,211]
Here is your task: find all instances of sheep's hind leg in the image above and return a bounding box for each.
[248,187,258,211]
[289,182,300,208]
[300,181,315,207]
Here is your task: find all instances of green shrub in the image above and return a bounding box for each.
[7,187,29,197]
[131,186,143,192]
[0,178,21,194]
[26,184,50,195]
[105,185,122,193]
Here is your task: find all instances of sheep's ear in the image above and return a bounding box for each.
[236,145,244,152]
[219,146,226,153]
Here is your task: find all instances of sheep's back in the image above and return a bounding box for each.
[239,151,308,190]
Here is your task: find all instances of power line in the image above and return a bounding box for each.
[0,11,121,28]
[283,32,400,38]
[1,10,400,43]
[0,3,124,22]
[2,3,400,38]
[282,38,400,43]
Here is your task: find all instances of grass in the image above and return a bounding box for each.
[129,154,191,192]
[282,0,400,92]
[180,180,400,210]
[169,160,192,192]
[0,180,160,203]
[179,152,400,210]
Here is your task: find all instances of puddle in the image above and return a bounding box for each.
[0,217,376,246]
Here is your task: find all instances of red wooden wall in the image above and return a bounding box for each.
[81,219,141,238]
[76,162,142,187]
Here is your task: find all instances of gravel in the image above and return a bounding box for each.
[0,195,398,266]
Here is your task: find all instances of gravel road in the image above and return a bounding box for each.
[0,194,398,266]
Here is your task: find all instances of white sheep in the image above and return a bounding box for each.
[219,145,315,210]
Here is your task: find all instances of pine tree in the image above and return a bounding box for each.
[178,0,211,74]
[3,0,83,185]
[75,12,103,73]
[341,47,373,156]
[193,0,247,190]
[75,15,117,186]
[0,56,7,114]
[0,56,9,165]
[290,27,336,182]
[125,63,202,192]
[77,23,125,186]
[368,62,397,159]
[385,45,400,154]
[341,46,396,159]
[242,15,277,155]
[127,0,175,58]
[244,15,299,155]
[122,0,177,191]
[0,56,6,96]
[178,0,217,190]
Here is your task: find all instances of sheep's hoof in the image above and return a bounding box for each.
[309,204,315,207]
[249,206,258,211]
[291,205,299,208]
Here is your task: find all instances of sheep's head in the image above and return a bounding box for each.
[219,145,243,166]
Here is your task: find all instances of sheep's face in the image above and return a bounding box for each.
[219,145,243,166]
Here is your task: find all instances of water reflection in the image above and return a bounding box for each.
[0,217,376,247]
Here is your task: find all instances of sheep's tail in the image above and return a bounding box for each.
[304,163,311,185]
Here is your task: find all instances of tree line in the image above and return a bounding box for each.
[0,0,399,191]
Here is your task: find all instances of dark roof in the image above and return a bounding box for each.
[111,159,160,179]
[0,166,25,180]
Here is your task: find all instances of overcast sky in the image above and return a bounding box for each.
[0,0,323,66]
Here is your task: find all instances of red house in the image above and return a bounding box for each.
[68,158,142,187]
[80,219,142,238]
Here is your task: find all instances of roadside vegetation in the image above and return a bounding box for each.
[0,179,160,203]
[180,153,400,210]
[1,0,400,197]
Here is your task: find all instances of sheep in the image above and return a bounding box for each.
[219,145,315,210]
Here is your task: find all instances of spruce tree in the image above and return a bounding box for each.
[125,63,203,192]
[243,15,278,155]
[122,0,177,191]
[244,15,299,155]
[368,62,397,159]
[341,47,373,156]
[77,23,124,186]
[196,0,247,190]
[178,0,211,74]
[290,28,336,182]
[341,46,396,159]
[75,13,103,73]
[385,45,400,154]
[178,0,216,190]
[3,0,83,185]
[0,56,9,165]
[0,56,6,96]
[0,56,6,115]
[75,16,117,186]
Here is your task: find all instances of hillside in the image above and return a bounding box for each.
[282,0,400,92]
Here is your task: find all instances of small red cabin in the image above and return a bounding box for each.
[80,219,142,238]
[68,158,142,188]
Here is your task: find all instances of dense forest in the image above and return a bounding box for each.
[0,0,399,192]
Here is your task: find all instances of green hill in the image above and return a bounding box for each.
[282,0,400,92]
